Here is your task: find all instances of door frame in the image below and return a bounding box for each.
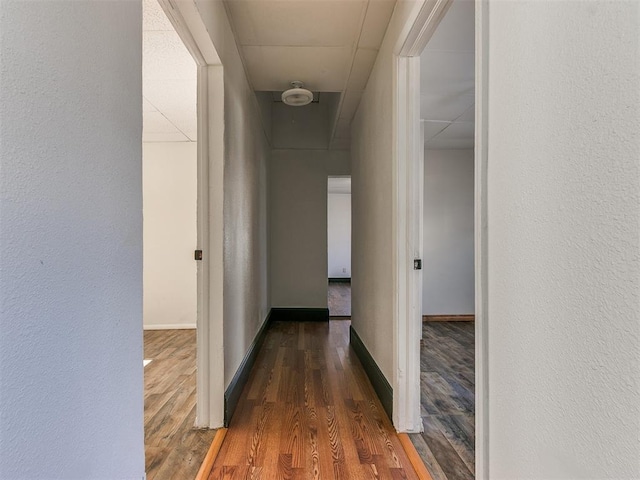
[393,0,489,477]
[157,0,225,428]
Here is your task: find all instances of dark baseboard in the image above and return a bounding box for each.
[224,311,272,426]
[328,277,351,283]
[423,314,475,322]
[270,307,329,322]
[349,326,393,422]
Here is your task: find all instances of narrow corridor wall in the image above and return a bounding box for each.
[193,0,271,388]
[269,150,350,308]
[350,0,422,385]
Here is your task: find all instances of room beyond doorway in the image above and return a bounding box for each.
[327,176,351,318]
[411,0,476,477]
[328,281,351,317]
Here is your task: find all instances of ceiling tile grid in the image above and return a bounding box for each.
[225,0,367,47]
[143,0,197,143]
[242,46,353,91]
[421,0,475,150]
[224,0,397,148]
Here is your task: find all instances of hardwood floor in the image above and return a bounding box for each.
[409,322,475,480]
[328,281,351,317]
[144,329,217,480]
[210,320,418,479]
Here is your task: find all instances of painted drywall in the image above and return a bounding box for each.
[192,0,271,388]
[270,150,350,307]
[272,100,331,150]
[143,142,197,329]
[0,1,144,478]
[350,0,421,384]
[486,1,640,478]
[422,149,474,315]
[328,193,352,278]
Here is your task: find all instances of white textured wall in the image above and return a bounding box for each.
[194,0,271,387]
[328,193,352,278]
[486,1,640,478]
[143,142,197,329]
[351,0,420,383]
[270,150,350,307]
[0,1,144,478]
[423,149,474,315]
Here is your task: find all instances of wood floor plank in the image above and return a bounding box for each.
[419,418,473,480]
[211,321,418,479]
[411,322,475,480]
[143,329,216,480]
[408,433,448,480]
[328,281,351,317]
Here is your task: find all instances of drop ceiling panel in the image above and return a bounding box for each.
[225,0,366,46]
[163,110,197,140]
[144,132,191,142]
[420,0,475,156]
[421,93,474,122]
[144,111,181,133]
[144,80,197,112]
[421,50,475,92]
[346,48,378,92]
[143,80,197,140]
[423,120,450,141]
[223,0,398,145]
[358,0,396,48]
[142,0,174,30]
[143,31,196,81]
[433,121,474,140]
[143,0,196,143]
[143,97,159,113]
[456,104,475,122]
[242,46,352,91]
[143,111,191,143]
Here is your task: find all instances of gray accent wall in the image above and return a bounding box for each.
[422,149,474,315]
[269,150,350,308]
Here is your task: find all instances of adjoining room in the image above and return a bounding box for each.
[327,176,352,318]
[410,1,476,478]
[141,1,211,478]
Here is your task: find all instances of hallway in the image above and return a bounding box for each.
[209,321,418,479]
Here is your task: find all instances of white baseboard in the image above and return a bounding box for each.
[143,323,196,330]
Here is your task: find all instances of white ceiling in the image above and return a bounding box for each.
[143,0,197,142]
[142,0,472,148]
[420,0,475,150]
[224,0,397,146]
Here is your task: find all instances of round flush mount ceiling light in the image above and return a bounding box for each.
[281,81,313,107]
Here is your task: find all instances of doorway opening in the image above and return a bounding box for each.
[327,176,352,319]
[141,0,215,478]
[405,0,477,478]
